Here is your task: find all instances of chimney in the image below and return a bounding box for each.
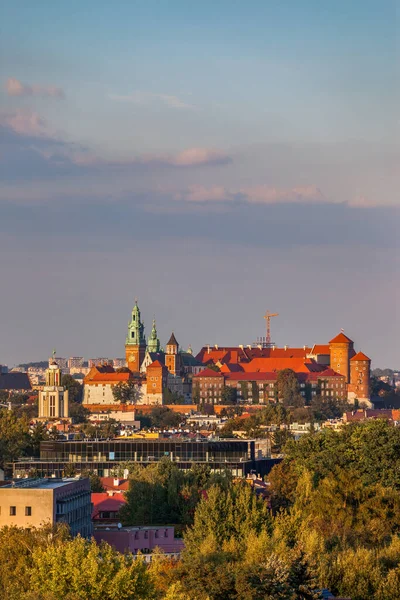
[272,345,276,351]
[214,344,218,350]
[207,345,210,354]
[284,345,288,351]
[113,478,120,487]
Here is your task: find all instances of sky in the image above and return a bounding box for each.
[0,0,399,368]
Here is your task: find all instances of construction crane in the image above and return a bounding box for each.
[263,311,279,346]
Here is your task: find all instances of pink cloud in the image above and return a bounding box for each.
[170,148,231,167]
[5,77,64,99]
[0,110,48,136]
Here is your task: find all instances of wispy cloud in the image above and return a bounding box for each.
[0,111,231,181]
[109,90,195,110]
[5,77,65,99]
[175,184,326,205]
[243,185,326,204]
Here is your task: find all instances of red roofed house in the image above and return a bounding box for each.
[83,365,146,405]
[92,491,127,523]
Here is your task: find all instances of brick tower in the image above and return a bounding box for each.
[146,360,168,405]
[165,332,182,376]
[125,300,146,372]
[329,332,355,383]
[349,352,371,403]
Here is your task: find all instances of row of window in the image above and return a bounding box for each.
[4,506,32,516]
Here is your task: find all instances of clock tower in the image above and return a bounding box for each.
[125,300,146,371]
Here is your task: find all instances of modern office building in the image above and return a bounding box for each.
[0,478,92,537]
[14,438,276,479]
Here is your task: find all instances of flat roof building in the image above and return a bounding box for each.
[0,477,92,537]
[14,438,278,479]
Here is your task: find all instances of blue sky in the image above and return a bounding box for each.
[0,0,398,367]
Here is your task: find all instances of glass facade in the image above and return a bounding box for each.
[13,439,277,479]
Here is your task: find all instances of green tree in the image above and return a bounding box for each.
[69,401,89,423]
[163,388,185,404]
[221,386,237,405]
[0,409,30,468]
[276,369,302,407]
[147,406,182,429]
[112,380,139,404]
[192,382,200,404]
[61,374,83,403]
[29,536,155,600]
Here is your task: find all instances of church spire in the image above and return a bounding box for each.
[147,318,161,353]
[125,299,146,370]
[126,300,146,346]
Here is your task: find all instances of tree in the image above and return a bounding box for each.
[112,380,139,404]
[0,409,30,468]
[61,375,83,403]
[276,369,302,407]
[221,386,237,405]
[163,388,185,404]
[81,470,105,492]
[29,536,155,600]
[192,382,200,404]
[69,401,89,423]
[147,406,182,429]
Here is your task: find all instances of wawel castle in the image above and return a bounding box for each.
[82,300,372,410]
[83,301,201,408]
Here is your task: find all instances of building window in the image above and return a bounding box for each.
[10,506,16,516]
[50,395,56,417]
[25,506,32,516]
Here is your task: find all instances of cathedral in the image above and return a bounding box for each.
[84,300,192,408]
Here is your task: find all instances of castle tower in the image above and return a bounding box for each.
[146,360,168,405]
[38,356,69,419]
[147,318,161,353]
[329,332,355,383]
[350,352,371,402]
[165,332,182,376]
[125,300,146,371]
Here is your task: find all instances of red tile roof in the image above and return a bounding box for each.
[310,344,330,354]
[329,332,353,344]
[91,492,127,519]
[241,357,325,374]
[195,346,313,365]
[193,368,224,378]
[85,372,132,382]
[147,360,165,368]
[350,351,371,362]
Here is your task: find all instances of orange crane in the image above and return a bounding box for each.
[263,311,279,346]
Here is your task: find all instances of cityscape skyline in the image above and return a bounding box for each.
[1,1,398,368]
[2,299,397,371]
